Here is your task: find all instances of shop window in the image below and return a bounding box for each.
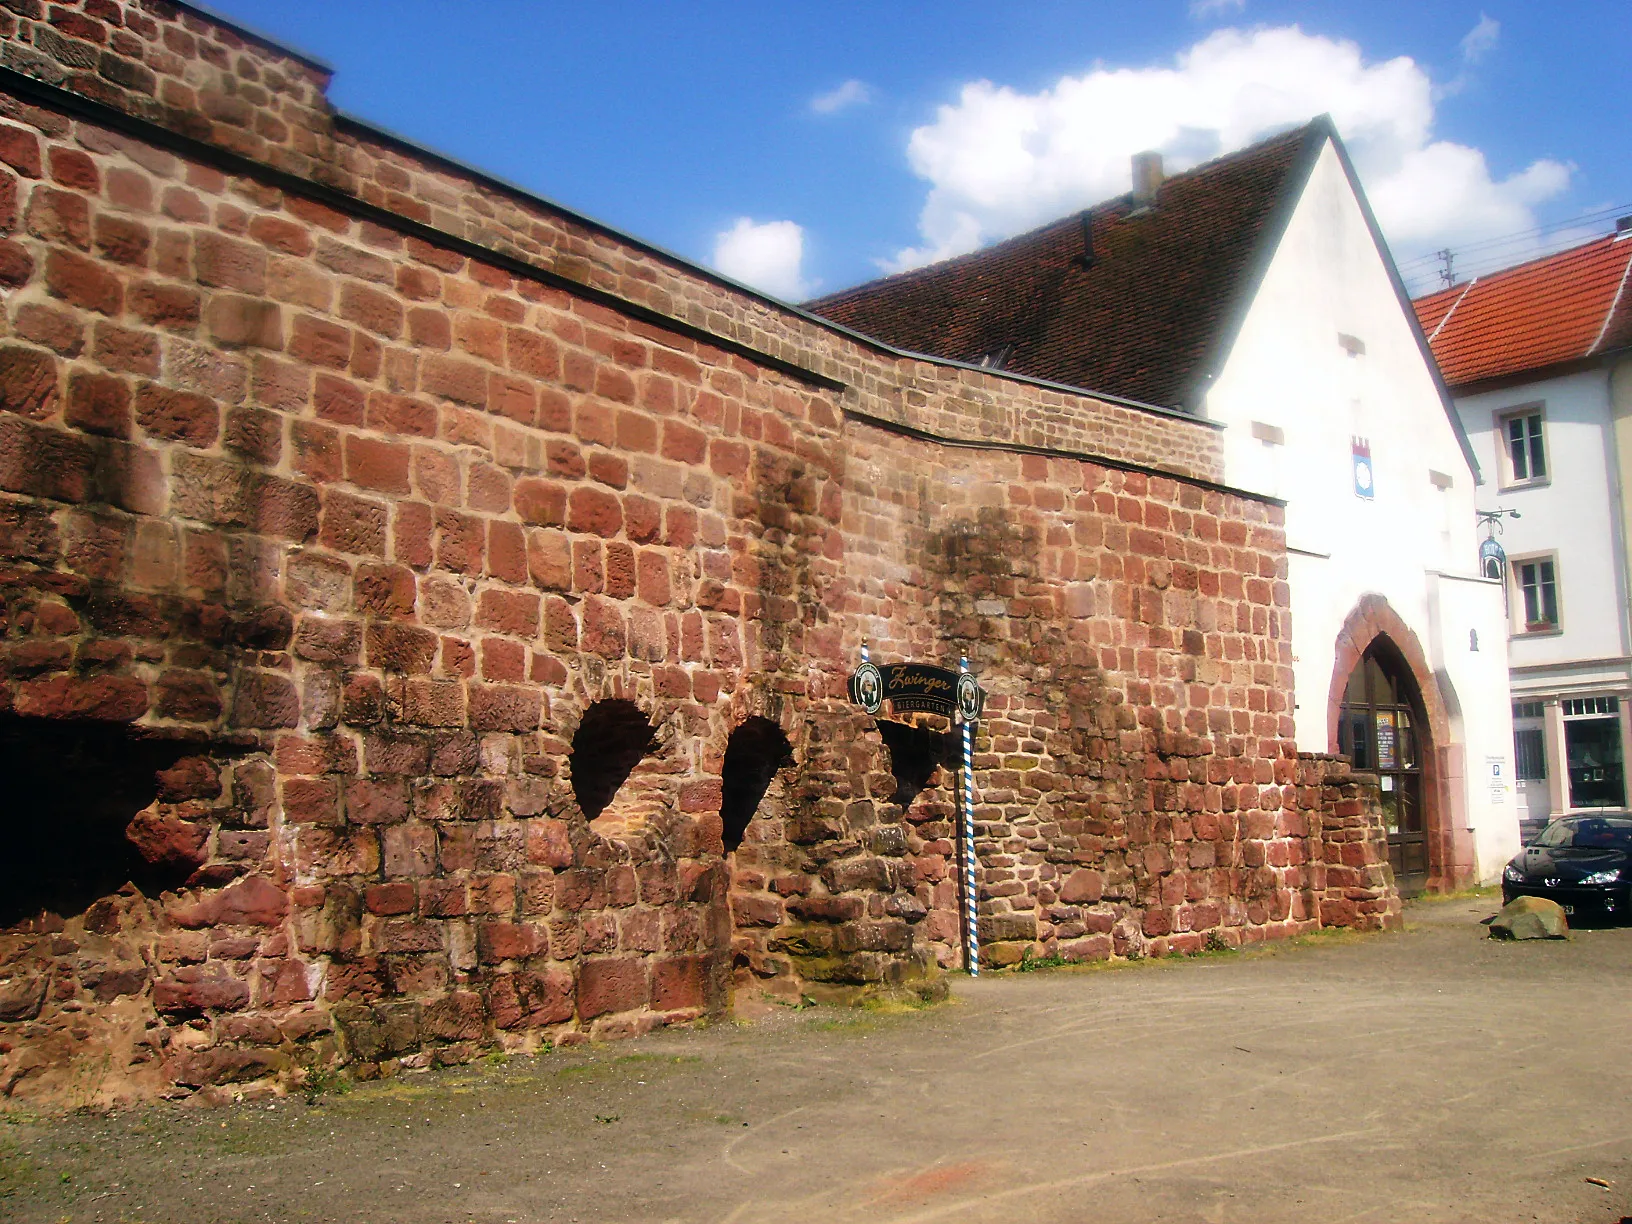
[1563,710,1625,809]
[570,700,657,822]
[719,717,793,853]
[1498,406,1547,487]
[1512,555,1559,633]
[0,719,196,928]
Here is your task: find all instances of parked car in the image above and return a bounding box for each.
[1502,815,1632,923]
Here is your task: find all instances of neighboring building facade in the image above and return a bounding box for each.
[1415,226,1632,836]
[814,118,1518,893]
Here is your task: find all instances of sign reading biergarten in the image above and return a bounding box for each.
[849,646,987,975]
[848,660,985,723]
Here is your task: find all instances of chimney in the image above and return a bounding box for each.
[1132,150,1164,207]
[1074,210,1095,268]
[1617,215,1632,236]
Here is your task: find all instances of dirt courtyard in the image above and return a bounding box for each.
[3,893,1629,1224]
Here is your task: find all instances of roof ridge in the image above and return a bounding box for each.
[1588,243,1632,356]
[1428,278,1477,342]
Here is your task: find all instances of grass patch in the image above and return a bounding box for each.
[300,1065,351,1105]
[1009,950,1072,973]
[860,994,937,1015]
[554,1053,700,1082]
[1177,942,1240,962]
[0,1138,38,1199]
[1409,885,1499,905]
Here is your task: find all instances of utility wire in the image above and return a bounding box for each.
[1395,204,1632,296]
[1395,201,1632,272]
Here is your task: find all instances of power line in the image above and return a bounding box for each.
[1394,202,1632,273]
[1396,201,1632,264]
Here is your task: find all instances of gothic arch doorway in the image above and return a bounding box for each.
[1337,639,1430,892]
[1327,595,1474,895]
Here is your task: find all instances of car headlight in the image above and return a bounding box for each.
[1503,864,1525,884]
[1579,869,1622,886]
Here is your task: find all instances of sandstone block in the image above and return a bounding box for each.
[576,957,648,1019]
[205,293,283,349]
[154,964,251,1014]
[15,672,147,720]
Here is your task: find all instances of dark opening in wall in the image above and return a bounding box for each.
[571,699,658,822]
[876,719,955,810]
[720,717,794,853]
[0,718,197,928]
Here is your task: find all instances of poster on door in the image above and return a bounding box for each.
[1375,711,1397,769]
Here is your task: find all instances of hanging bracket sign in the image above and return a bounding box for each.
[849,661,985,723]
[850,647,988,977]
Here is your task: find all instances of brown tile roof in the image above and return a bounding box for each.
[807,120,1328,411]
[1413,233,1632,389]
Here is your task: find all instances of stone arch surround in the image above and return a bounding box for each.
[1325,594,1474,891]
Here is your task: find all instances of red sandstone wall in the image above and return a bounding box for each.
[0,1,1396,1107]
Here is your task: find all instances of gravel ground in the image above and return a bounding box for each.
[3,892,1630,1224]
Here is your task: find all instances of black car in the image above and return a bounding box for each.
[1502,815,1632,923]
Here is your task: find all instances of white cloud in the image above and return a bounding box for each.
[883,25,1569,277]
[1440,14,1500,97]
[712,217,811,300]
[810,79,873,115]
[1190,0,1246,18]
[1459,14,1500,63]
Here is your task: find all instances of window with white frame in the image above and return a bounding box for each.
[1498,406,1548,487]
[1512,554,1560,633]
[1511,700,1546,782]
[1562,696,1618,717]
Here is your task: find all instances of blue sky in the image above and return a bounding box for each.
[206,1,1630,301]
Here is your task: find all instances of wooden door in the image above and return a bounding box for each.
[1337,646,1428,895]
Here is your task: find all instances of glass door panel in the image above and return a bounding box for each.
[1565,717,1625,808]
[1338,642,1429,895]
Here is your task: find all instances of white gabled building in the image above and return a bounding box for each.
[814,117,1519,891]
[1416,225,1632,838]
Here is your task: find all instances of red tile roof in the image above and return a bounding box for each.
[807,121,1327,410]
[1413,233,1632,389]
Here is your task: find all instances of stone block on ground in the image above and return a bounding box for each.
[1489,896,1568,940]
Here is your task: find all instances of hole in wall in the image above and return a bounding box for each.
[720,717,794,853]
[570,699,658,822]
[0,717,199,928]
[875,719,955,810]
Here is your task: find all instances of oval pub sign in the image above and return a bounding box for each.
[849,661,985,724]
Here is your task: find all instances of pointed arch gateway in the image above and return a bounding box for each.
[1326,596,1474,895]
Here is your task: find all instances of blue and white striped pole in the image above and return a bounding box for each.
[959,654,980,976]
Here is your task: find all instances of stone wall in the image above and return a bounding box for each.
[0,0,1397,1107]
